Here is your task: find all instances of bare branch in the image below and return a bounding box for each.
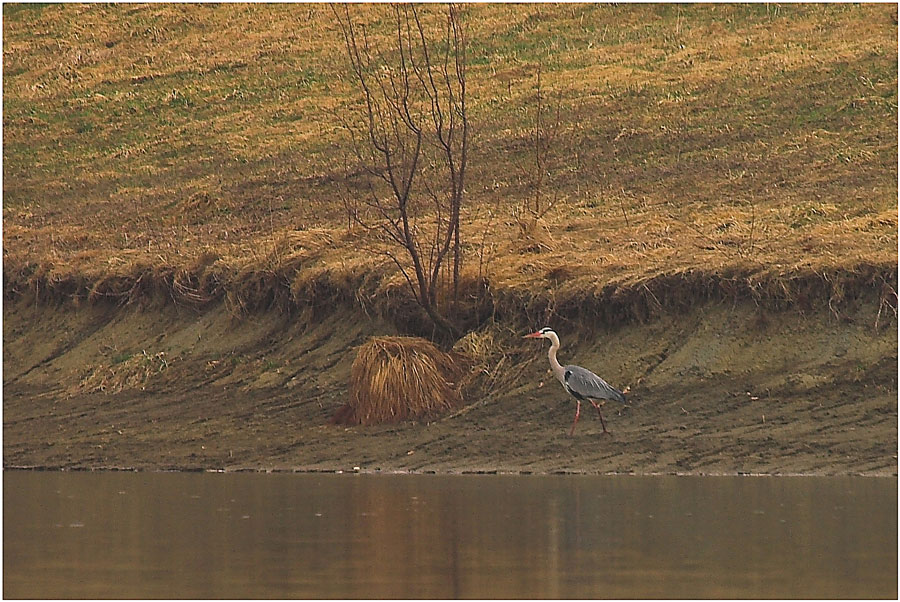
[333,4,467,339]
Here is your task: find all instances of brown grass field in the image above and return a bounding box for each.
[3,3,897,328]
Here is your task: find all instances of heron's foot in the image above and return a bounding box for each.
[599,429,613,438]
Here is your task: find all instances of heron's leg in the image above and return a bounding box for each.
[569,400,582,436]
[589,400,611,436]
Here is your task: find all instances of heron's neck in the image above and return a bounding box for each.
[547,335,565,383]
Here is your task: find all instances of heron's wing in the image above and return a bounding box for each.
[564,365,626,403]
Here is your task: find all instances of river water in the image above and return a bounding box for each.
[3,471,896,598]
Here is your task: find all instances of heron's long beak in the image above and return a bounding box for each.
[523,332,542,339]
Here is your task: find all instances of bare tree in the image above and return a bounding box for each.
[333,4,468,339]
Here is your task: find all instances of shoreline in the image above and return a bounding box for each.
[4,466,897,477]
[4,286,896,477]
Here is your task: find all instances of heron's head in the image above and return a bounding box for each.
[523,327,556,340]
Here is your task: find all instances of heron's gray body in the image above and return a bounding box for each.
[536,328,626,405]
[526,327,627,435]
[561,364,627,404]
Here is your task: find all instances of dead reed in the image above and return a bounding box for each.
[333,336,464,425]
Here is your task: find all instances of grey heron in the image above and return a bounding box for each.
[524,327,627,436]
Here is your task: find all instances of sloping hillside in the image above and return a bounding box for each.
[3,4,896,321]
[3,4,897,474]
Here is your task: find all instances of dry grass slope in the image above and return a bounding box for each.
[3,4,897,333]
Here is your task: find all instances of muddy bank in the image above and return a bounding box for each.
[3,292,897,475]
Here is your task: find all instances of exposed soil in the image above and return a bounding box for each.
[4,292,896,476]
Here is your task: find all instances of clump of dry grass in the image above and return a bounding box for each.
[74,350,170,395]
[332,336,464,425]
[513,216,556,254]
[452,322,540,403]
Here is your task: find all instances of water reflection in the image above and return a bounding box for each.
[4,472,896,598]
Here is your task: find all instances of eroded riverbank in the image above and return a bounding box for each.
[3,291,897,475]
